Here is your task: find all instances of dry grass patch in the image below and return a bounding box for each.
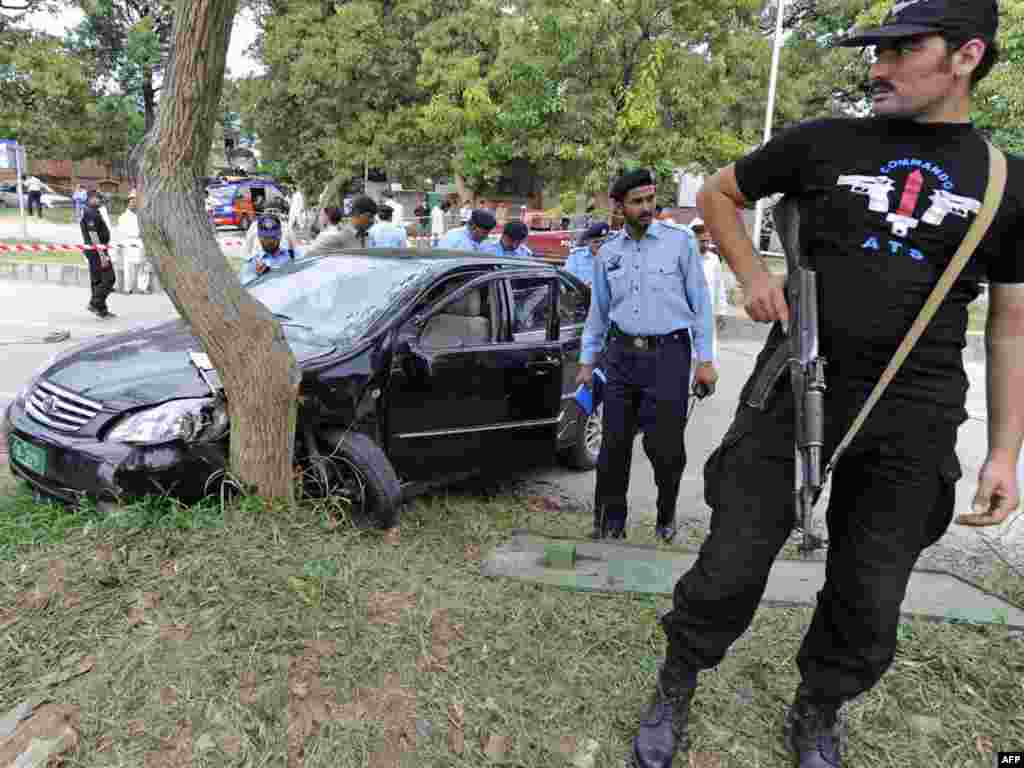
[0,477,1020,766]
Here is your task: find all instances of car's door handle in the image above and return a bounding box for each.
[527,359,560,374]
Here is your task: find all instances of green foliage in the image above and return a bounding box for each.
[0,29,96,158]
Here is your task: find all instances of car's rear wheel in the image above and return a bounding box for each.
[307,431,402,529]
[563,402,602,470]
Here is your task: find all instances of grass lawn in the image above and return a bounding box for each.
[0,207,81,226]
[0,465,1021,767]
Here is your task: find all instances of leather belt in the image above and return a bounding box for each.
[609,323,689,350]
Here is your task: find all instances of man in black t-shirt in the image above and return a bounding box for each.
[628,3,1023,767]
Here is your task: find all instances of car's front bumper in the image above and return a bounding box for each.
[4,399,227,504]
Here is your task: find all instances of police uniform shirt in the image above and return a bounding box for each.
[367,221,409,248]
[734,116,1024,415]
[240,245,295,281]
[565,245,598,287]
[580,220,714,365]
[482,240,533,259]
[436,226,489,252]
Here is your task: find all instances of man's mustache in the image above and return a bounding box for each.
[864,79,895,95]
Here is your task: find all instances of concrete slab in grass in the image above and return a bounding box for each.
[482,531,1024,630]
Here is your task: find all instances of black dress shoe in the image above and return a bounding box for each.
[608,525,626,539]
[783,686,846,767]
[628,668,696,767]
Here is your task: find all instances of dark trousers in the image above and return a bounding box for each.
[27,191,43,217]
[85,250,116,312]
[594,331,692,531]
[660,375,960,703]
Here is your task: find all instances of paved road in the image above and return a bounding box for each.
[0,278,1019,558]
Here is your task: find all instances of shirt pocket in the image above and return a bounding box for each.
[645,254,679,293]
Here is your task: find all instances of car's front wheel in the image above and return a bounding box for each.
[308,431,402,528]
[563,402,602,470]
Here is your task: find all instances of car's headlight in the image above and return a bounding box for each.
[106,398,229,445]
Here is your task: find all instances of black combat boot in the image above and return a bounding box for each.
[628,666,696,767]
[783,685,846,767]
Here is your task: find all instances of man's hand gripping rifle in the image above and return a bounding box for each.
[772,198,826,556]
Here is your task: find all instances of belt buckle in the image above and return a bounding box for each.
[633,337,646,349]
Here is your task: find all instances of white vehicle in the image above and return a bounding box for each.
[0,181,74,209]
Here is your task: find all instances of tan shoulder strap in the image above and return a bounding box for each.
[825,140,1008,476]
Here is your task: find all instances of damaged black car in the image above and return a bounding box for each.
[3,250,603,527]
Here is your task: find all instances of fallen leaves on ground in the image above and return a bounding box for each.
[239,670,258,706]
[158,623,193,642]
[366,591,416,626]
[446,703,465,755]
[36,653,96,687]
[0,703,80,767]
[143,718,192,768]
[126,719,146,737]
[159,687,178,706]
[689,752,723,768]
[94,544,113,563]
[96,733,115,753]
[463,543,481,561]
[481,733,511,760]
[975,735,994,756]
[417,609,464,673]
[334,673,418,768]
[222,734,242,756]
[286,643,335,768]
[160,560,178,578]
[382,527,401,545]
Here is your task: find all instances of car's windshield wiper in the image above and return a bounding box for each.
[272,313,293,321]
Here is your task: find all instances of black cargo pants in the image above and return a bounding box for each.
[660,352,961,704]
[594,328,693,532]
[85,249,116,313]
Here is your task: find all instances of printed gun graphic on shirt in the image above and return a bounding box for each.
[836,175,896,214]
[772,197,827,557]
[921,189,982,226]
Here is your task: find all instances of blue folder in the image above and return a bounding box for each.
[573,368,606,416]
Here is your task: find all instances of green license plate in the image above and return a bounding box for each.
[10,434,47,476]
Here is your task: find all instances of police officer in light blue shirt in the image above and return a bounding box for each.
[576,169,718,543]
[483,220,533,258]
[565,221,610,287]
[435,208,496,251]
[367,205,409,248]
[240,214,297,282]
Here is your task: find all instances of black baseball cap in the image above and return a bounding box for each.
[351,195,378,216]
[837,0,999,47]
[503,220,529,241]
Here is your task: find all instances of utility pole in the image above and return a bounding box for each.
[751,0,787,256]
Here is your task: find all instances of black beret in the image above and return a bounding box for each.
[581,222,610,243]
[469,209,497,230]
[610,168,655,201]
[351,195,378,215]
[503,220,529,241]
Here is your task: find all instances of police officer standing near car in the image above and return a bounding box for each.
[577,169,717,542]
[81,188,116,318]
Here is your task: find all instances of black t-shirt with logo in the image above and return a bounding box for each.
[735,116,1024,422]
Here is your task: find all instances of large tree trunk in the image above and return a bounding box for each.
[138,0,301,504]
[142,66,157,133]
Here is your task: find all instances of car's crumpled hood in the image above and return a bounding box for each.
[43,320,331,407]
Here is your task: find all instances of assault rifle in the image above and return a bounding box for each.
[771,197,826,556]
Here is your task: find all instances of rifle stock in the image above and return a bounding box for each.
[771,197,826,556]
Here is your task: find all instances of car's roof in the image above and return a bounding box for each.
[306,247,561,271]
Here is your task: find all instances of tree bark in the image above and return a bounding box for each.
[142,66,157,133]
[139,0,301,504]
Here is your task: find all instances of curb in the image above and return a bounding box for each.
[0,259,163,295]
[716,312,987,363]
